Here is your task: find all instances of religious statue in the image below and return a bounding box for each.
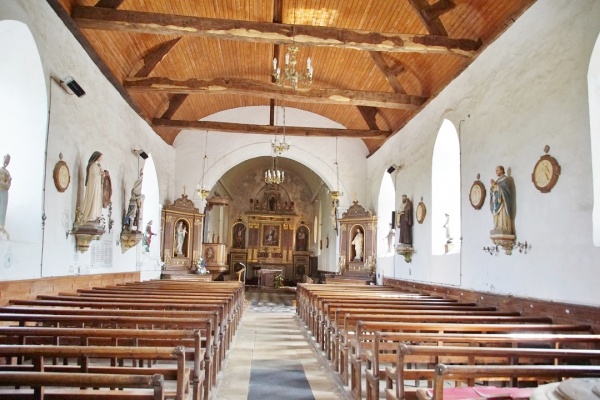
[175,221,187,256]
[490,165,513,234]
[397,194,413,245]
[0,154,12,240]
[124,169,144,231]
[233,223,246,249]
[352,229,364,261]
[142,220,156,252]
[443,213,452,244]
[385,224,395,253]
[79,151,104,223]
[296,227,307,251]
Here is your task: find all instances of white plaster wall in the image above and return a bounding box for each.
[0,0,175,280]
[368,0,600,306]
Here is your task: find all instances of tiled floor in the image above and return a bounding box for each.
[211,289,350,400]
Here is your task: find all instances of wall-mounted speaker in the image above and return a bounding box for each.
[391,211,396,227]
[387,165,396,174]
[61,76,86,97]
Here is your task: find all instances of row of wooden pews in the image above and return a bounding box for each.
[0,279,244,400]
[296,283,600,400]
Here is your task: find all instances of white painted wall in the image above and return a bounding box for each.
[0,0,175,280]
[368,0,600,306]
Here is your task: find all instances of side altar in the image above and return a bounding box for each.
[160,193,204,279]
[337,200,377,283]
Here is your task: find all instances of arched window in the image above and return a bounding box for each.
[589,34,600,246]
[431,119,461,255]
[0,20,47,278]
[377,172,395,257]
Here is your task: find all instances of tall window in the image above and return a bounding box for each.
[141,155,160,258]
[377,172,395,257]
[589,34,600,246]
[431,119,461,255]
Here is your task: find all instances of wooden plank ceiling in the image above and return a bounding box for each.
[49,0,536,155]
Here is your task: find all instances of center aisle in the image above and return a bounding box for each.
[212,288,350,400]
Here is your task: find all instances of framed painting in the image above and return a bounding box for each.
[262,224,281,247]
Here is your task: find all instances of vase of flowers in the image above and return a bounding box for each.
[196,257,208,275]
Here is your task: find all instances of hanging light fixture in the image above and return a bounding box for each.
[272,46,313,90]
[271,101,290,155]
[271,2,313,90]
[265,154,285,185]
[196,131,210,199]
[331,138,343,223]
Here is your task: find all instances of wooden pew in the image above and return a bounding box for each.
[337,320,592,388]
[0,313,214,399]
[425,364,600,400]
[382,343,600,400]
[361,331,600,400]
[32,294,231,370]
[0,371,165,399]
[0,345,187,400]
[0,326,206,400]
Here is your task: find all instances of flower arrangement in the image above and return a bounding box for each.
[274,272,284,288]
[196,257,208,275]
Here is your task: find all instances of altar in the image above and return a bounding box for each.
[258,268,283,288]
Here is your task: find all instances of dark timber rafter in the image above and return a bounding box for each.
[409,0,456,36]
[123,77,426,110]
[73,6,481,56]
[152,118,390,139]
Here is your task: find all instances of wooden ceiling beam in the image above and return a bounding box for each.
[152,118,390,139]
[369,51,407,94]
[409,0,455,36]
[73,6,481,56]
[124,76,426,110]
[94,0,125,9]
[357,106,380,131]
[159,94,189,119]
[132,37,181,78]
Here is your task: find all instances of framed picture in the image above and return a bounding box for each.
[262,224,281,247]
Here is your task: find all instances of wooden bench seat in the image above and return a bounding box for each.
[0,371,165,399]
[423,364,600,400]
[0,345,187,400]
[358,331,600,400]
[0,313,213,400]
[383,344,600,400]
[0,326,207,400]
[337,320,592,388]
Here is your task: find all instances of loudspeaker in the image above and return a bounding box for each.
[387,165,396,174]
[62,76,86,97]
[138,151,149,160]
[391,211,396,227]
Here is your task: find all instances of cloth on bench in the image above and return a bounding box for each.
[530,378,600,400]
[417,386,533,400]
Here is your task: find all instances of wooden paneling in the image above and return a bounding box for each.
[384,278,600,334]
[0,272,140,307]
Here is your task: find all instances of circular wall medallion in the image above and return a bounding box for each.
[532,154,560,193]
[53,159,70,192]
[416,201,426,224]
[469,180,486,210]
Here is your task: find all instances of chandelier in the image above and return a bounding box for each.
[265,155,285,185]
[272,45,313,90]
[196,131,210,199]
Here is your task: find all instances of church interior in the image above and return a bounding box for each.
[1,0,600,399]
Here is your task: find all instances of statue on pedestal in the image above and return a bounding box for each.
[0,154,12,240]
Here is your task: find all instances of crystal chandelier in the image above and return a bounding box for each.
[272,45,313,90]
[265,155,285,185]
[196,132,210,199]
